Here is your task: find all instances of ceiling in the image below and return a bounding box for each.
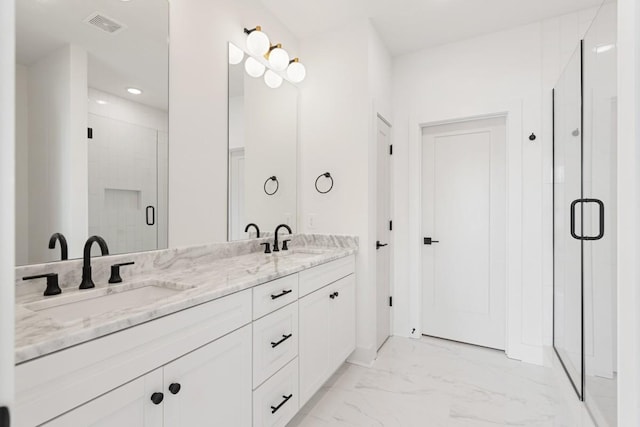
[258,0,604,55]
[17,0,168,111]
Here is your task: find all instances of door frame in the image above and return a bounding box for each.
[376,113,394,350]
[406,101,537,363]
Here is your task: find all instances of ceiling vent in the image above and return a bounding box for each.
[84,13,127,35]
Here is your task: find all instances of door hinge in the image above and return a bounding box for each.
[389,296,393,307]
[87,127,93,139]
[389,144,393,155]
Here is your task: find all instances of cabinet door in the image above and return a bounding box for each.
[298,286,331,407]
[329,275,356,371]
[42,369,163,427]
[163,324,252,427]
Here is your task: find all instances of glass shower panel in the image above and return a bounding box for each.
[583,1,618,425]
[553,44,584,398]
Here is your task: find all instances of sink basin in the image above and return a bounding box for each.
[24,280,193,324]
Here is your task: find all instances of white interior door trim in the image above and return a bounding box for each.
[406,101,543,365]
[0,0,16,412]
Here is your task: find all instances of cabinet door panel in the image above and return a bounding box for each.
[163,325,252,427]
[329,275,356,371]
[298,287,331,407]
[42,369,163,427]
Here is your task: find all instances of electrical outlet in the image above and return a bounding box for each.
[307,214,318,230]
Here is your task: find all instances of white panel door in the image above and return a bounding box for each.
[43,369,164,427]
[163,325,252,427]
[421,117,506,350]
[376,117,392,350]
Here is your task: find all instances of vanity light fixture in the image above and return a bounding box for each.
[265,44,290,71]
[287,58,306,83]
[245,56,266,78]
[229,43,244,65]
[127,87,142,95]
[244,26,270,56]
[264,69,283,89]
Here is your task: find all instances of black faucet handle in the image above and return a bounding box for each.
[260,242,272,254]
[23,273,62,296]
[108,262,135,284]
[282,239,291,251]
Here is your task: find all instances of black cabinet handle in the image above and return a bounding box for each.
[334,291,339,298]
[570,198,605,241]
[150,392,164,405]
[330,291,339,299]
[0,406,9,427]
[270,289,292,300]
[423,237,439,245]
[271,334,293,348]
[168,383,181,395]
[270,394,293,414]
[376,240,388,250]
[146,206,155,226]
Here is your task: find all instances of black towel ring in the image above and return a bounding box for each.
[264,176,279,196]
[315,172,334,194]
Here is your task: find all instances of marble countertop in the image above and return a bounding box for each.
[15,246,356,364]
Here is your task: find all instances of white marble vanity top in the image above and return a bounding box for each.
[14,235,357,364]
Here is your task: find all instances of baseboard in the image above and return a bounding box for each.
[347,346,376,367]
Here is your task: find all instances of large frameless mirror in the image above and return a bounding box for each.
[227,42,298,241]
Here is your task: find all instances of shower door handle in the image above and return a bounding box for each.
[146,206,155,226]
[570,198,605,241]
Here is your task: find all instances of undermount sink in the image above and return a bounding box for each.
[24,280,194,324]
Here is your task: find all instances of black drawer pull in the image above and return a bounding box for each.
[271,289,292,300]
[168,383,181,395]
[271,334,293,348]
[150,392,164,405]
[271,394,293,414]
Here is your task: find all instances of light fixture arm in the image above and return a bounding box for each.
[244,26,262,35]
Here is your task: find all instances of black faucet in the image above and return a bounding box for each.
[80,236,109,289]
[273,224,292,252]
[48,233,68,261]
[245,223,261,238]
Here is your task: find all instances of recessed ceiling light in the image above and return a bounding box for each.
[96,99,108,105]
[127,87,142,95]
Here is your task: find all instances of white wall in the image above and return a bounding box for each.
[298,20,392,364]
[15,64,28,265]
[391,9,596,364]
[0,0,15,413]
[25,45,88,263]
[617,0,640,423]
[168,0,299,247]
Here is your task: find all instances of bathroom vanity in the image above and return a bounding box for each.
[13,236,357,427]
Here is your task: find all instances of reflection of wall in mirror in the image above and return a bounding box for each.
[228,95,246,240]
[243,73,297,235]
[15,45,88,265]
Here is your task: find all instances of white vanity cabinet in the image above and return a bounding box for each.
[16,255,356,427]
[42,326,252,427]
[299,274,356,406]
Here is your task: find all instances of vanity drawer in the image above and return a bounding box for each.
[253,274,298,319]
[298,255,355,297]
[253,358,299,427]
[253,302,298,388]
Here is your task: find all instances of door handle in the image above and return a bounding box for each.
[570,198,605,241]
[423,237,439,245]
[146,205,155,226]
[376,241,388,250]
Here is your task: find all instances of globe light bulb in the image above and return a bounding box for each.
[287,60,306,83]
[245,57,266,78]
[268,47,290,71]
[228,43,244,65]
[246,28,270,56]
[264,70,283,89]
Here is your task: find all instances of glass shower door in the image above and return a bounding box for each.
[553,44,584,399]
[583,1,618,425]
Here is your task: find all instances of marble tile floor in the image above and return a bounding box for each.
[289,336,596,427]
